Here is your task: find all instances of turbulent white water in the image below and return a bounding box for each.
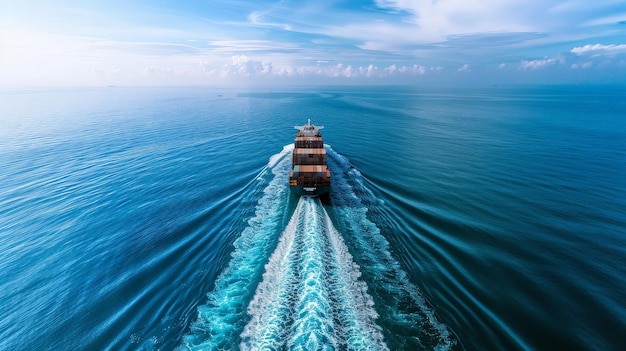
[179,147,295,350]
[241,196,386,350]
[180,145,454,350]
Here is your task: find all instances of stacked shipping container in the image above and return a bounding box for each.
[289,123,331,196]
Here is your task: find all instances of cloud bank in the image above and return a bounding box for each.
[1,1,626,86]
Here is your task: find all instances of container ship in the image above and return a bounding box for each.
[289,120,331,197]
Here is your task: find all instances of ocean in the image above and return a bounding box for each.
[0,85,624,350]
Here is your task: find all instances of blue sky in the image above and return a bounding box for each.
[1,0,626,87]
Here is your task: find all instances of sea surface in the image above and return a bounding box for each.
[1,85,624,350]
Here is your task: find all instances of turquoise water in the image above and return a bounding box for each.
[1,86,624,350]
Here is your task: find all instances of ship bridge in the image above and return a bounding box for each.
[295,119,324,137]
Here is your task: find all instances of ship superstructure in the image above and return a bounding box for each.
[289,119,331,197]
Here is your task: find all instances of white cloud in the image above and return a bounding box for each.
[343,65,354,78]
[520,57,559,70]
[570,43,626,55]
[208,40,299,52]
[329,1,626,65]
[222,55,273,77]
[457,64,470,72]
[277,66,296,77]
[357,64,379,77]
[326,0,555,53]
[275,62,432,79]
[374,0,536,37]
[247,10,293,31]
[571,62,593,69]
[366,64,377,76]
[375,64,429,76]
[399,64,427,75]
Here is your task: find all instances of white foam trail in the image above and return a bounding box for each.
[240,199,303,350]
[241,197,387,350]
[322,208,386,350]
[325,146,457,350]
[178,149,293,351]
[181,144,455,350]
[268,144,294,168]
[287,199,337,350]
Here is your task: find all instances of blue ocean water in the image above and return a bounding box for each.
[0,86,624,350]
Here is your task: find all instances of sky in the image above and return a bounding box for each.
[1,0,626,87]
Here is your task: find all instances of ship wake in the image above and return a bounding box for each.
[179,145,455,351]
[240,196,386,350]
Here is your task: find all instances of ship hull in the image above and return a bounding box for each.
[290,184,330,197]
